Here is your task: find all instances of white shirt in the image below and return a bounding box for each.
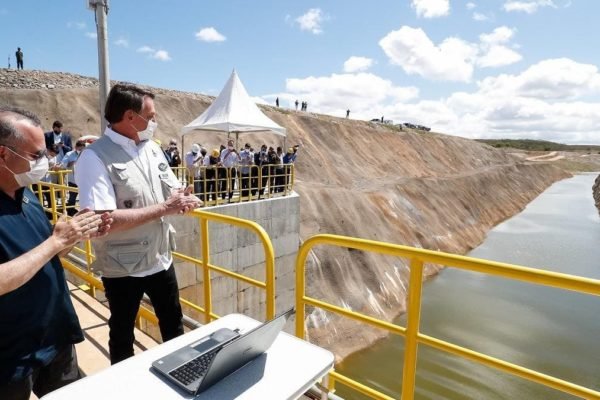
[75,127,181,277]
[220,148,240,168]
[61,150,80,183]
[184,151,203,177]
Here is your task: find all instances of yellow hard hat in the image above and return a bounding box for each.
[287,147,294,153]
[211,149,220,157]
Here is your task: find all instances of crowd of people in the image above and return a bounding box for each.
[180,139,299,203]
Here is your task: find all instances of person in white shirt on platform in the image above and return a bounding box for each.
[185,143,204,196]
[60,140,86,216]
[238,143,254,199]
[220,139,240,201]
[74,84,201,365]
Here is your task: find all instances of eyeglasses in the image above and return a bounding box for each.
[2,145,47,161]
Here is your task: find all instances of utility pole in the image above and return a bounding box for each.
[88,0,110,133]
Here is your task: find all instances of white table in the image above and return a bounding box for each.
[42,313,333,400]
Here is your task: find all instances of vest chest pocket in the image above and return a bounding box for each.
[106,238,150,272]
[111,163,143,208]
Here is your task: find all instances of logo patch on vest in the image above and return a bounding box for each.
[158,162,168,171]
[123,200,133,208]
[22,196,29,204]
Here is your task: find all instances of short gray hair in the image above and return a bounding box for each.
[0,106,42,147]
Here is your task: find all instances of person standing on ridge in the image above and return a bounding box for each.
[0,106,111,399]
[75,83,201,365]
[275,97,279,107]
[346,109,350,118]
[295,99,299,111]
[15,48,23,70]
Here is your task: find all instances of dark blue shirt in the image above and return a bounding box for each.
[0,188,83,383]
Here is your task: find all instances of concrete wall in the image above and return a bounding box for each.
[171,193,300,323]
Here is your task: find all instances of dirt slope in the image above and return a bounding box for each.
[0,69,571,358]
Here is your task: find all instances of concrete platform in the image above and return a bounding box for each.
[67,282,159,376]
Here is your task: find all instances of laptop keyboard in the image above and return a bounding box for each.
[169,351,218,386]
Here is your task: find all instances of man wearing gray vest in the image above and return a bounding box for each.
[75,84,201,364]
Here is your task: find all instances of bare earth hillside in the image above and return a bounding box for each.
[0,69,572,359]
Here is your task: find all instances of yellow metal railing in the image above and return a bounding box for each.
[31,182,276,329]
[173,209,276,323]
[295,234,600,400]
[187,164,295,205]
[38,165,295,212]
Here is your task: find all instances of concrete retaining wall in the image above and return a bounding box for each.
[171,193,300,323]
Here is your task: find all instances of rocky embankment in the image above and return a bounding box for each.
[0,68,572,360]
[594,175,600,214]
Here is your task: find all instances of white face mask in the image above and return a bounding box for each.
[5,147,49,187]
[134,113,158,142]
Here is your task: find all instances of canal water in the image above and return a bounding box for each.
[337,173,600,399]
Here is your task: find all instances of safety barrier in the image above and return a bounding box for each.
[295,234,600,400]
[31,182,276,328]
[186,164,295,206]
[36,164,294,212]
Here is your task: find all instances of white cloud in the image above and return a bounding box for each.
[379,26,478,82]
[480,26,515,44]
[85,32,97,39]
[411,0,450,18]
[466,2,477,10]
[432,58,600,143]
[503,0,556,13]
[379,26,522,81]
[282,73,419,118]
[473,12,489,21]
[477,27,522,68]
[295,8,326,34]
[152,50,171,61]
[276,58,600,144]
[477,45,522,68]
[195,27,226,42]
[137,46,171,61]
[479,58,600,99]
[67,21,86,30]
[137,46,155,53]
[114,38,129,47]
[343,56,374,73]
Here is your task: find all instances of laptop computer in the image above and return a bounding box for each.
[151,308,295,395]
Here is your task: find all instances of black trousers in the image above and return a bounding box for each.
[102,265,183,364]
[0,345,81,400]
[221,167,236,200]
[66,182,78,216]
[241,172,251,198]
[17,60,23,70]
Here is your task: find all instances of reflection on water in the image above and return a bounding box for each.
[337,174,600,399]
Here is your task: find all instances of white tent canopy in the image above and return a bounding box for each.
[181,70,286,137]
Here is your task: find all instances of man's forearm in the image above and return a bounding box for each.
[102,203,168,234]
[0,237,63,296]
